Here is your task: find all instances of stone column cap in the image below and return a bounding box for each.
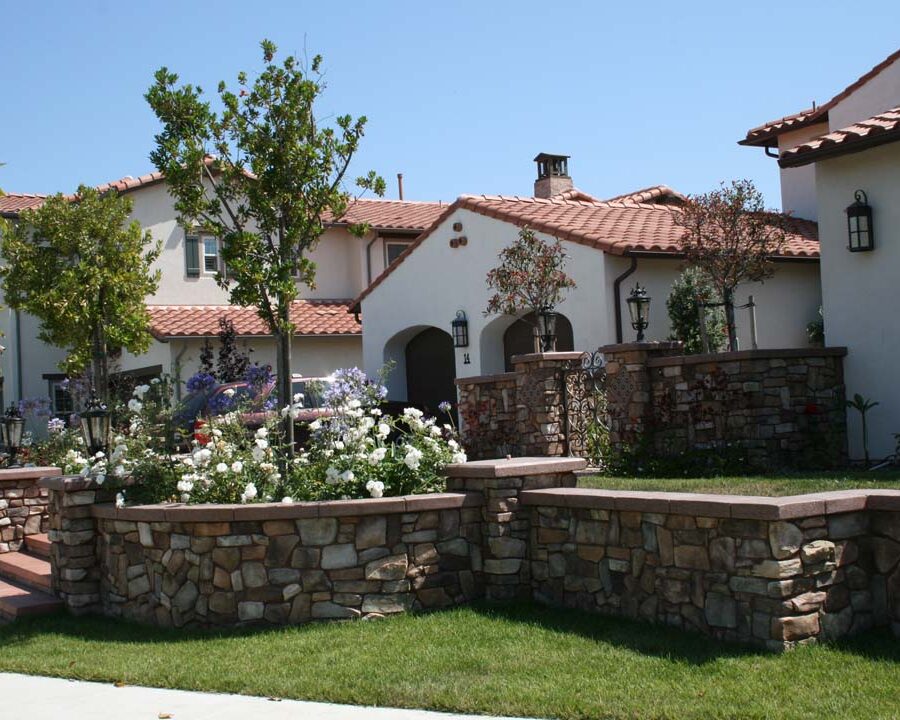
[443,456,587,478]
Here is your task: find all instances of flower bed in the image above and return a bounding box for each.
[33,367,467,508]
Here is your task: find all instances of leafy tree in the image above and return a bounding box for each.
[146,40,384,453]
[666,267,726,354]
[674,180,788,351]
[0,187,161,400]
[485,226,576,321]
[198,338,215,375]
[216,316,251,382]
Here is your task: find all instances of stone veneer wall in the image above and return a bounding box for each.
[0,467,58,553]
[523,487,900,649]
[457,345,848,470]
[39,458,582,628]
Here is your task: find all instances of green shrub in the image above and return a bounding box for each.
[666,267,725,354]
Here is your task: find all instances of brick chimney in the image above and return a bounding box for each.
[533,153,572,199]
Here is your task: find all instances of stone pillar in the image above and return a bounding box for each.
[511,352,584,457]
[444,457,585,601]
[599,342,681,453]
[39,475,118,613]
[0,467,59,552]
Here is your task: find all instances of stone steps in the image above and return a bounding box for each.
[0,551,52,593]
[25,533,51,560]
[0,577,62,620]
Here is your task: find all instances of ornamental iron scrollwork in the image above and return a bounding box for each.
[560,350,608,458]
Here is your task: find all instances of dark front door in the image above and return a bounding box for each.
[405,327,456,417]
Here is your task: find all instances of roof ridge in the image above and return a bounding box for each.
[344,197,445,206]
[0,192,47,199]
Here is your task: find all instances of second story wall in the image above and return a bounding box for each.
[777,125,826,220]
[829,55,900,130]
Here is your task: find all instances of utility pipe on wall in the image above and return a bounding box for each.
[612,255,638,343]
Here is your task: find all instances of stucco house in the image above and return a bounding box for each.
[741,48,900,461]
[0,175,445,415]
[353,155,822,412]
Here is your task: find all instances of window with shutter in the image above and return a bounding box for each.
[184,235,200,277]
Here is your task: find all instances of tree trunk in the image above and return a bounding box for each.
[91,323,109,403]
[723,286,738,352]
[276,309,295,459]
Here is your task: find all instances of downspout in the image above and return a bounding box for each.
[365,233,379,286]
[612,255,638,343]
[15,310,23,401]
[173,340,188,401]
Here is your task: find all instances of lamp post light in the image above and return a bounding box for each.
[626,283,652,342]
[80,394,110,459]
[846,190,875,252]
[2,404,25,468]
[536,306,558,352]
[451,310,469,348]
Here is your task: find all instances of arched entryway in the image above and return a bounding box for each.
[502,312,574,371]
[405,327,456,416]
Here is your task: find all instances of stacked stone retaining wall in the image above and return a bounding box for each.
[0,467,58,552]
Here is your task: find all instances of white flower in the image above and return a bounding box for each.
[281,497,294,504]
[241,483,258,503]
[113,465,127,478]
[340,469,355,483]
[255,438,269,450]
[368,447,387,465]
[349,399,362,409]
[365,480,385,499]
[251,446,265,462]
[177,478,194,493]
[293,393,304,403]
[451,451,468,464]
[430,426,442,437]
[403,446,423,470]
[94,473,106,485]
[151,378,161,385]
[127,399,143,413]
[376,423,390,439]
[223,388,236,398]
[325,466,340,485]
[216,462,228,473]
[309,420,322,432]
[231,461,243,473]
[256,427,269,439]
[115,492,125,509]
[403,407,423,419]
[212,428,223,438]
[132,384,150,398]
[448,439,459,450]
[334,440,345,451]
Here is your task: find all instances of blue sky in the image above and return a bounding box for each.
[2,0,898,208]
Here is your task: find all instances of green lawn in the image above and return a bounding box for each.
[1,605,898,719]
[578,471,900,496]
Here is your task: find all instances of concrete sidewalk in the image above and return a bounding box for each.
[1,673,529,719]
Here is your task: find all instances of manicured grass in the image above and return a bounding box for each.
[578,471,900,496]
[0,604,898,719]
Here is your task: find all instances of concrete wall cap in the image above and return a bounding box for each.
[443,456,587,478]
[510,351,584,365]
[0,466,61,482]
[646,346,848,368]
[454,372,517,386]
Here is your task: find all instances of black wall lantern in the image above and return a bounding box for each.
[537,306,558,352]
[626,283,652,342]
[80,394,110,458]
[2,404,25,467]
[846,190,875,252]
[451,310,469,348]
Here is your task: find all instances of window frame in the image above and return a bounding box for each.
[201,235,220,275]
[384,239,412,267]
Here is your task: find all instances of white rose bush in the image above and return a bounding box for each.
[31,366,466,506]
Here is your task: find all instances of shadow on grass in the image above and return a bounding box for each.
[2,602,898,667]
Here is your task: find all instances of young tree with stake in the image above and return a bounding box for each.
[674,180,788,352]
[146,40,385,454]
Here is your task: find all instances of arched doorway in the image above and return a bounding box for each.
[503,312,574,371]
[405,327,456,417]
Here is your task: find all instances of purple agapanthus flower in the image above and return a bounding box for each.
[244,364,274,393]
[322,367,387,411]
[438,401,453,414]
[186,372,217,394]
[207,392,236,414]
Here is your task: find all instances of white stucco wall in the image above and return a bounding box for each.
[816,143,900,460]
[777,125,827,221]
[828,56,900,130]
[361,210,822,400]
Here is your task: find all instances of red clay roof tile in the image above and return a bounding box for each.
[0,193,47,217]
[605,185,687,205]
[148,300,361,339]
[324,198,447,232]
[351,195,819,311]
[778,106,900,167]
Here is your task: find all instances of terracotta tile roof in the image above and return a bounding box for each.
[779,106,900,168]
[550,188,602,203]
[605,185,687,205]
[148,300,361,339]
[324,198,447,232]
[0,193,47,217]
[351,195,819,311]
[92,170,167,195]
[741,48,900,147]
